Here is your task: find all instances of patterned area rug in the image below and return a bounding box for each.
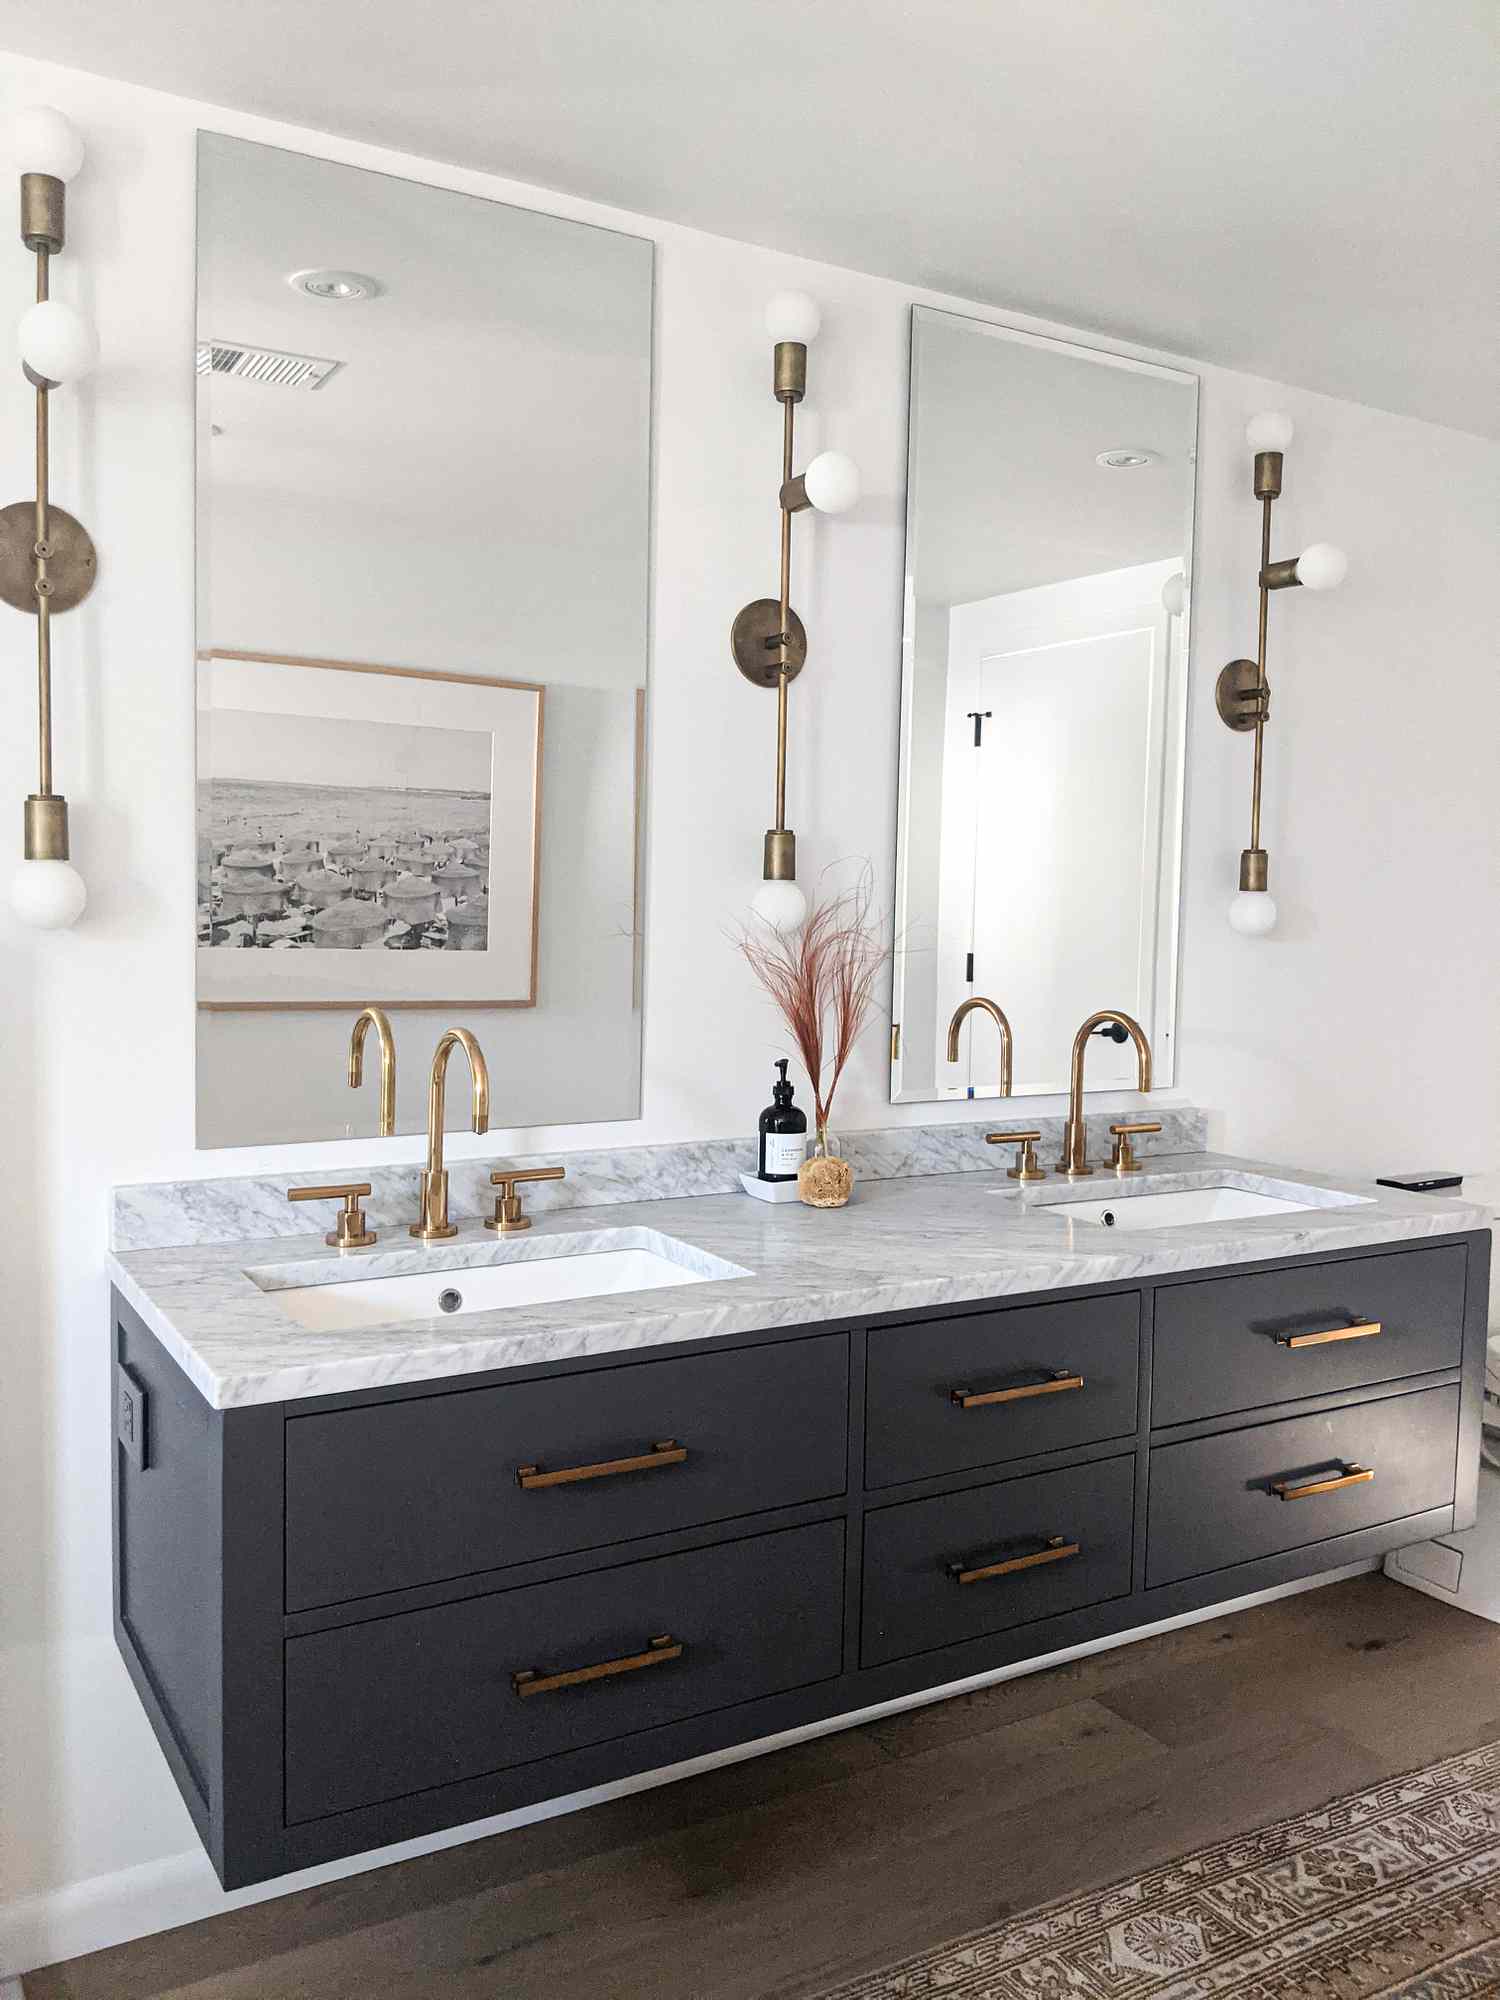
[815,1740,1500,1999]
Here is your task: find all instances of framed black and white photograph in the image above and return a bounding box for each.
[196,650,543,1010]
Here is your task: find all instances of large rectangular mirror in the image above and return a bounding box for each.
[195,136,652,1146]
[892,308,1196,1103]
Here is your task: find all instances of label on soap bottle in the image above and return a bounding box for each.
[764,1132,808,1177]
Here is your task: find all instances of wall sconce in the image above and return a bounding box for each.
[1217,412,1345,936]
[732,291,860,931]
[2,106,97,930]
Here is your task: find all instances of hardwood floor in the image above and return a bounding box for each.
[26,1574,1500,2000]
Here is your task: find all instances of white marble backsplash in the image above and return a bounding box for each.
[112,1104,1208,1250]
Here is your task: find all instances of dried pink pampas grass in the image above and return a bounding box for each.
[737,875,888,1140]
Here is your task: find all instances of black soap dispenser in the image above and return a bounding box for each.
[758,1058,808,1182]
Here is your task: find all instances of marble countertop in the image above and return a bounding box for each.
[107,1152,1491,1410]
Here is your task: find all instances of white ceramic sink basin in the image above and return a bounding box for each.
[1041,1185,1318,1229]
[254,1232,747,1334]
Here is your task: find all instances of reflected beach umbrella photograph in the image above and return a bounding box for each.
[310,898,390,949]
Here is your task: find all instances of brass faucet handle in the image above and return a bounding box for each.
[486,1164,567,1234]
[985,1130,1047,1183]
[1107,1121,1162,1175]
[288,1181,377,1250]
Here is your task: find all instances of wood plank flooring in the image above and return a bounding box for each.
[26,1574,1500,2000]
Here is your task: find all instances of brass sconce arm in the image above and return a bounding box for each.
[732,294,860,930]
[1216,416,1346,933]
[3,114,98,929]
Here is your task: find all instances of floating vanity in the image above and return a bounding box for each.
[109,1148,1490,1889]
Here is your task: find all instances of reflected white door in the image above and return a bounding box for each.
[938,561,1175,1094]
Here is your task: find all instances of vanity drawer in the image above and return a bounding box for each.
[284,1519,844,1822]
[860,1455,1134,1667]
[284,1334,848,1611]
[1152,1244,1467,1428]
[864,1294,1139,1488]
[1146,1383,1460,1586]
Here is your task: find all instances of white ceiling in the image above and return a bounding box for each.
[8,0,1496,436]
[910,312,1197,606]
[198,135,652,686]
[199,135,650,518]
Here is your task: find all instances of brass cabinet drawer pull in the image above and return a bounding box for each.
[512,1633,683,1698]
[1271,1462,1374,1502]
[947,1535,1081,1586]
[950,1370,1084,1410]
[1275,1319,1382,1349]
[516,1440,687,1490]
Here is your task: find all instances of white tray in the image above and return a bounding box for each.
[739,1171,803,1204]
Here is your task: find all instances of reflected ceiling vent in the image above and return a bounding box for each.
[195,340,343,390]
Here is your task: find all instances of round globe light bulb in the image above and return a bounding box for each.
[1296,542,1347,592]
[764,291,821,345]
[11,106,85,183]
[10,857,87,929]
[1227,889,1277,936]
[1161,572,1186,616]
[18,299,98,383]
[1245,411,1294,452]
[803,450,861,514]
[751,876,808,933]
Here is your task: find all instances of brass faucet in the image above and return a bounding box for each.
[410,1028,491,1240]
[946,996,1014,1097]
[1058,1010,1152,1177]
[348,1005,397,1137]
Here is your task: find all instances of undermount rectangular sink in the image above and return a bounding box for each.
[251,1230,749,1334]
[1030,1178,1368,1231]
[1046,1186,1315,1229]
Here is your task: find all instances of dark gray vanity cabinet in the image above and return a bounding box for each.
[112,1229,1490,1889]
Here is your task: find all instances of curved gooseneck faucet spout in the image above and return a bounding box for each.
[348,1005,397,1137]
[1059,1009,1152,1177]
[410,1028,491,1241]
[946,995,1014,1098]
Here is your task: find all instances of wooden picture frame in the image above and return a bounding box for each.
[196,650,543,1012]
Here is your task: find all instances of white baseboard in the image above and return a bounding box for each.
[0,1559,1376,1977]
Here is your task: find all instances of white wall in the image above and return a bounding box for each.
[1,49,1496,1971]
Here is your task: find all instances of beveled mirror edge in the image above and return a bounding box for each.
[889,304,1200,1105]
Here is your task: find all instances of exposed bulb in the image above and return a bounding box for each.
[1227,889,1277,936]
[1296,542,1347,591]
[10,858,87,929]
[1161,571,1186,615]
[751,876,808,932]
[764,291,821,345]
[11,106,85,182]
[803,450,861,514]
[1245,412,1294,452]
[18,299,98,383]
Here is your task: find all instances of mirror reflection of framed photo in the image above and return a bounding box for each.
[196,650,543,1011]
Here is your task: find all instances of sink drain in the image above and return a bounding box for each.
[438,1287,464,1313]
[1099,1211,1118,1228]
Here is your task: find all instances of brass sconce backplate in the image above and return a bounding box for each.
[0,500,98,615]
[731,597,807,687]
[1215,657,1269,733]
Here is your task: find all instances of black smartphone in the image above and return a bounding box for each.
[1375,1170,1464,1193]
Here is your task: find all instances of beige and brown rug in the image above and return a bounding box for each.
[817,1739,1500,1999]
